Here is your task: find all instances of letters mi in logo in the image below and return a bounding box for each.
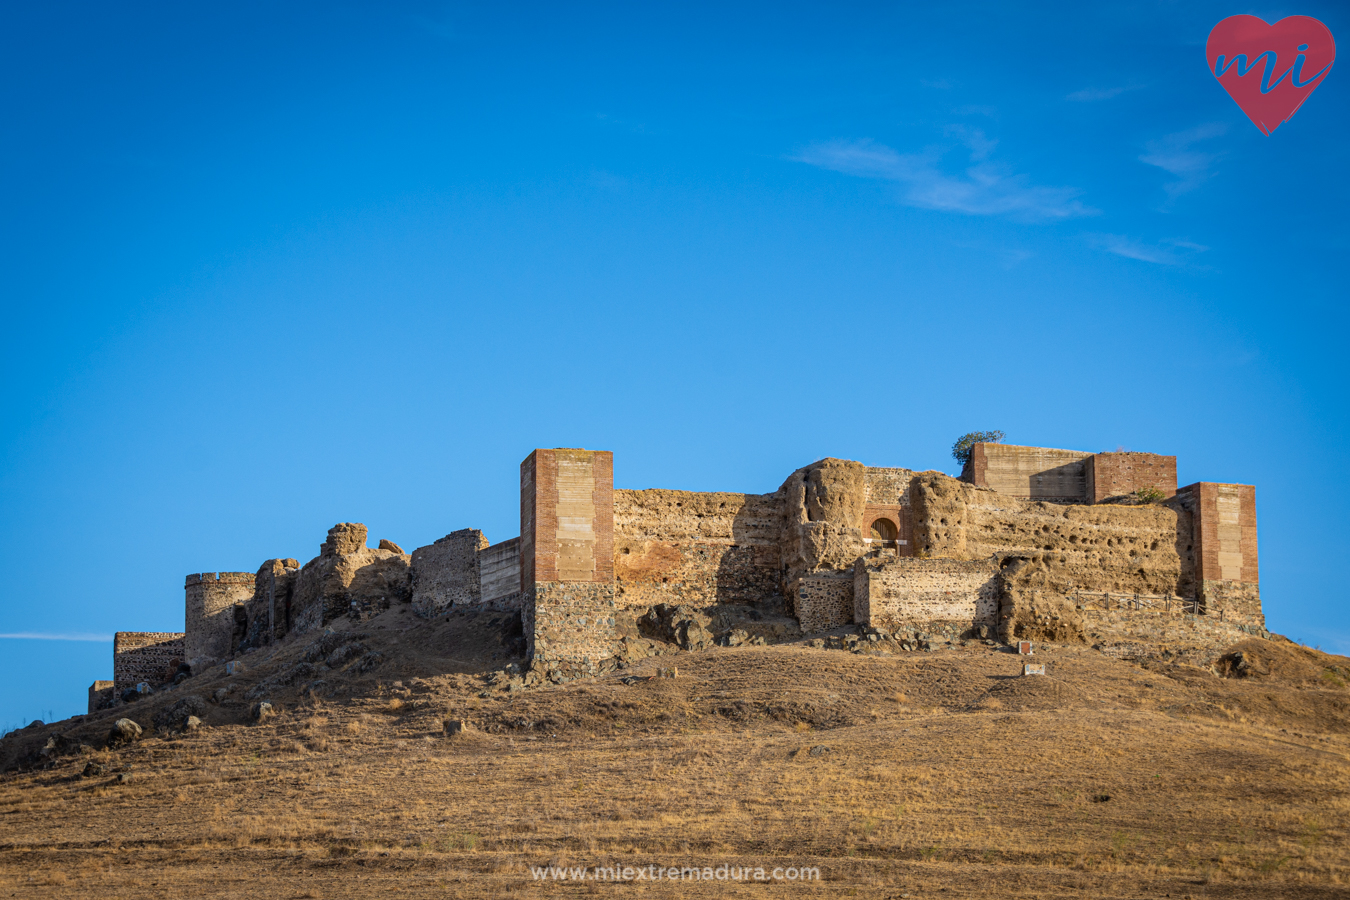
[1207,15,1335,135]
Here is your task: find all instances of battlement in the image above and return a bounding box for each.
[184,572,254,587]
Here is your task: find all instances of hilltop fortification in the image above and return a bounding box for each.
[92,442,1264,708]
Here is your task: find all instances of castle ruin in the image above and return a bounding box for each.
[91,442,1264,709]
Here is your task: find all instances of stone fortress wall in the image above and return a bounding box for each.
[112,632,184,694]
[93,440,1266,691]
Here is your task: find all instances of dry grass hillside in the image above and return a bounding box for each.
[1,604,1348,899]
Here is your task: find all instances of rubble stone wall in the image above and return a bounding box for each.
[795,574,855,634]
[1082,607,1263,652]
[410,529,489,617]
[612,488,782,609]
[113,632,185,693]
[854,557,998,632]
[524,581,618,673]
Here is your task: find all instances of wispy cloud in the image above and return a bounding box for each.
[0,632,111,642]
[1139,123,1228,198]
[1088,234,1209,266]
[1067,84,1143,102]
[796,135,1096,222]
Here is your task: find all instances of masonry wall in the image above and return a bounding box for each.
[410,529,489,617]
[479,537,522,610]
[88,680,114,714]
[854,557,998,631]
[1187,482,1262,628]
[1087,452,1178,503]
[794,574,855,633]
[184,572,254,667]
[863,467,915,555]
[113,632,185,693]
[964,443,1092,501]
[612,488,783,609]
[523,581,617,673]
[911,472,1193,597]
[521,449,614,586]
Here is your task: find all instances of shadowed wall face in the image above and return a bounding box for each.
[184,573,253,668]
[113,632,184,693]
[965,444,1091,501]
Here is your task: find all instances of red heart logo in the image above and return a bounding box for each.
[1206,15,1336,135]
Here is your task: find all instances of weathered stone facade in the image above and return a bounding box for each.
[410,529,489,618]
[795,574,855,634]
[854,557,999,633]
[184,573,253,668]
[1087,452,1178,503]
[109,440,1263,687]
[113,632,184,693]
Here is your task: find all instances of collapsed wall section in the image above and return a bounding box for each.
[290,523,412,633]
[521,449,617,675]
[184,572,253,668]
[88,680,114,714]
[113,632,184,693]
[612,488,782,609]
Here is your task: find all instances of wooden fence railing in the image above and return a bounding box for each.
[1072,590,1209,617]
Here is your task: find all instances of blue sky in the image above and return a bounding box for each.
[1,2,1346,729]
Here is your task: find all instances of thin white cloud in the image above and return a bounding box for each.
[1139,123,1228,198]
[0,632,111,642]
[1068,85,1143,101]
[1088,234,1209,266]
[796,137,1096,222]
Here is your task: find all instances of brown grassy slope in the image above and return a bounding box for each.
[0,607,1348,899]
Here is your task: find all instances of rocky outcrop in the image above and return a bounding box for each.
[291,524,411,633]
